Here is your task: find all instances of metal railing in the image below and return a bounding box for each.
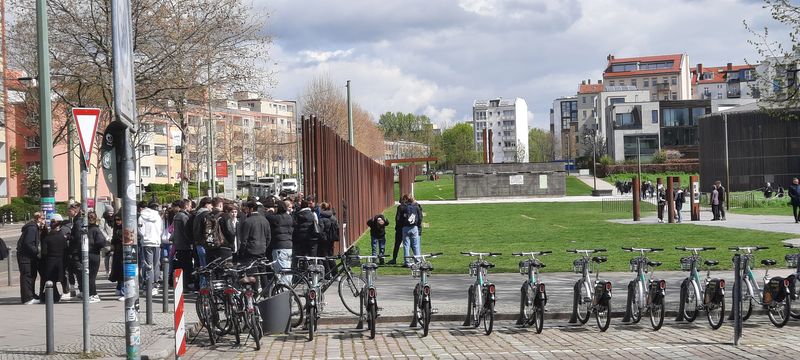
[601,197,658,213]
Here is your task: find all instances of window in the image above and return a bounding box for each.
[0,142,6,162]
[631,79,637,88]
[154,144,168,156]
[502,110,515,118]
[0,177,6,197]
[609,97,625,105]
[582,97,586,104]
[671,92,677,100]
[717,92,723,99]
[140,166,151,177]
[662,108,690,127]
[615,113,635,127]
[624,136,659,161]
[662,77,668,84]
[611,63,638,72]
[140,144,151,154]
[651,94,657,101]
[155,165,168,178]
[583,110,587,118]
[153,123,167,135]
[475,111,487,120]
[643,79,649,88]
[609,80,615,86]
[651,77,657,85]
[639,61,674,70]
[671,76,677,85]
[619,80,625,86]
[691,107,707,121]
[701,72,714,80]
[743,69,754,81]
[25,136,40,149]
[651,110,659,124]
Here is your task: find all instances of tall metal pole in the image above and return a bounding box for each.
[35,0,55,219]
[293,100,301,180]
[724,113,731,198]
[120,131,140,359]
[80,162,90,353]
[637,137,642,182]
[346,80,354,145]
[68,122,75,202]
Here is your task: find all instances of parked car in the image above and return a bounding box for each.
[280,178,298,196]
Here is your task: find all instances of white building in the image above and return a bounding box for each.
[691,63,758,101]
[472,98,529,163]
[550,96,578,161]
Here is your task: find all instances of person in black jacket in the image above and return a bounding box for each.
[86,211,107,303]
[18,212,44,304]
[42,215,68,302]
[388,195,409,265]
[789,178,800,223]
[238,201,270,262]
[108,214,125,300]
[267,200,294,284]
[67,203,83,297]
[367,214,390,265]
[293,199,319,257]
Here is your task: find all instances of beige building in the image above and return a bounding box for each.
[384,140,430,161]
[602,54,692,101]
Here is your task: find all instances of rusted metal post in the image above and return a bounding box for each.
[667,176,675,224]
[632,177,641,221]
[690,175,700,221]
[656,177,663,221]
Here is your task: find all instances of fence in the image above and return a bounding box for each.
[601,197,658,213]
[398,165,419,199]
[301,115,395,253]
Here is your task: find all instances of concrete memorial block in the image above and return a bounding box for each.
[454,163,566,199]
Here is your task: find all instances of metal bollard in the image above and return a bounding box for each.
[45,281,54,354]
[7,252,12,286]
[161,257,169,313]
[146,267,153,325]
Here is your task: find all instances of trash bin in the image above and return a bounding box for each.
[257,290,291,334]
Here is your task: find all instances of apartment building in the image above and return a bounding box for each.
[550,96,577,161]
[603,54,692,101]
[691,63,758,101]
[384,140,430,161]
[472,98,529,163]
[575,80,604,157]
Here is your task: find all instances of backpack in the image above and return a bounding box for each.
[203,212,226,249]
[324,218,340,243]
[404,204,418,226]
[0,238,8,261]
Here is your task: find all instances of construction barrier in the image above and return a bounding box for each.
[173,269,186,358]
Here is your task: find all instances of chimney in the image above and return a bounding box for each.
[697,63,703,76]
[607,54,612,61]
[598,79,603,84]
[581,80,586,85]
[588,78,592,84]
[727,63,733,71]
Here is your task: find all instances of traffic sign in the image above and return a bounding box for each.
[111,0,137,130]
[72,107,102,169]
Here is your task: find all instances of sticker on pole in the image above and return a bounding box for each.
[72,108,102,169]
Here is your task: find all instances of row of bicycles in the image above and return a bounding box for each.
[189,243,800,346]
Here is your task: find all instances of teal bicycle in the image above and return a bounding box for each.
[513,251,549,333]
[623,247,666,331]
[462,251,500,335]
[729,246,791,328]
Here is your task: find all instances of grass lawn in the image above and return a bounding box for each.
[603,172,698,187]
[729,204,794,216]
[355,202,795,275]
[566,176,594,196]
[395,174,455,201]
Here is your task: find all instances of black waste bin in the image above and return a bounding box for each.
[257,290,291,334]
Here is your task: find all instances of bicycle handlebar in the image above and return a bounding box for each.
[461,251,501,256]
[675,246,715,251]
[622,247,663,252]
[566,249,606,254]
[512,251,552,256]
[785,244,800,249]
[728,246,769,252]
[405,252,444,261]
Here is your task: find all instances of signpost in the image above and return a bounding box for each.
[72,107,101,354]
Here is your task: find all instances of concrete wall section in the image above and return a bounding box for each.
[454,163,566,199]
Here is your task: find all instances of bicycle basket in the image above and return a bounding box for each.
[786,254,799,268]
[411,263,421,278]
[344,246,361,267]
[629,258,639,272]
[518,260,528,274]
[680,256,694,271]
[572,258,586,273]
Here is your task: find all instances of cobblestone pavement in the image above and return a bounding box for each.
[184,318,800,359]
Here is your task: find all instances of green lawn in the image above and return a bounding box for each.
[566,176,594,196]
[603,172,698,187]
[355,202,795,275]
[395,174,455,201]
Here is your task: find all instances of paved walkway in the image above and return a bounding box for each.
[418,194,629,205]
[611,213,800,236]
[575,175,617,192]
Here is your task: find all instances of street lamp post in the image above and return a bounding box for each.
[35,0,55,219]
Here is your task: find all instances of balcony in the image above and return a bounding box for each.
[727,83,741,98]
[653,83,671,92]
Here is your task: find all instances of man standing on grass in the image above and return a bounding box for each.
[367,213,390,264]
[388,195,409,265]
[789,178,800,223]
[711,184,720,221]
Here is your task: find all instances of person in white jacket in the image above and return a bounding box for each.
[138,202,163,295]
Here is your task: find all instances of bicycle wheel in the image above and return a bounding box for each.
[227,297,241,345]
[470,286,480,328]
[791,275,800,319]
[483,300,494,335]
[707,296,724,330]
[740,284,753,321]
[214,293,232,335]
[595,304,610,332]
[306,305,316,342]
[271,284,305,328]
[422,299,431,337]
[768,295,791,328]
[412,284,421,326]
[522,282,535,326]
[682,281,698,322]
[532,302,544,334]
[198,295,216,345]
[248,299,263,350]
[338,272,366,315]
[576,281,590,325]
[368,304,377,339]
[630,282,642,324]
[649,302,664,331]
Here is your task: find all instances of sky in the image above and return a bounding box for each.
[257,0,787,130]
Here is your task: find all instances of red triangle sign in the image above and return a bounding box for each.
[71,108,102,169]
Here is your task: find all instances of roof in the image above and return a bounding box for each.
[691,65,755,84]
[603,54,683,78]
[578,84,604,94]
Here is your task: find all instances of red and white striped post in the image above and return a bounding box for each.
[173,269,187,358]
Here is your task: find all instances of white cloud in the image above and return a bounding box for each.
[423,106,458,129]
[297,49,354,63]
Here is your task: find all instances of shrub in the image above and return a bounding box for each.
[664,150,683,161]
[599,155,614,166]
[651,150,667,164]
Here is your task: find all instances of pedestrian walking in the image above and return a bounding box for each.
[138,201,163,296]
[267,200,294,285]
[67,203,83,299]
[86,212,107,303]
[367,214,389,264]
[657,185,666,223]
[711,184,721,221]
[715,181,727,221]
[675,187,685,223]
[41,214,67,302]
[387,195,409,265]
[18,212,44,304]
[402,196,423,267]
[789,178,800,223]
[108,214,125,300]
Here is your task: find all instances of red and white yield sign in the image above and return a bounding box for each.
[72,108,102,169]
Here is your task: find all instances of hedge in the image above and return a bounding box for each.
[599,163,699,177]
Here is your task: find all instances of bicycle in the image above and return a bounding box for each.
[784,243,800,319]
[622,247,666,331]
[513,251,550,333]
[676,247,725,329]
[729,246,791,328]
[352,255,383,339]
[568,249,612,332]
[191,256,231,345]
[406,252,442,337]
[222,259,267,350]
[295,256,330,341]
[461,251,500,335]
[291,252,366,318]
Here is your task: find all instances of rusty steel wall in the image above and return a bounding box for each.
[301,116,394,254]
[397,165,418,199]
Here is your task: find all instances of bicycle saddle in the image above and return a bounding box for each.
[362,263,379,270]
[761,259,777,266]
[418,263,434,271]
[647,261,662,267]
[239,276,258,284]
[704,260,719,266]
[592,256,607,263]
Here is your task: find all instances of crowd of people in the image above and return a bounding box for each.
[16,193,343,304]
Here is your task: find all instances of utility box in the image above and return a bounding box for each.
[454,163,566,199]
